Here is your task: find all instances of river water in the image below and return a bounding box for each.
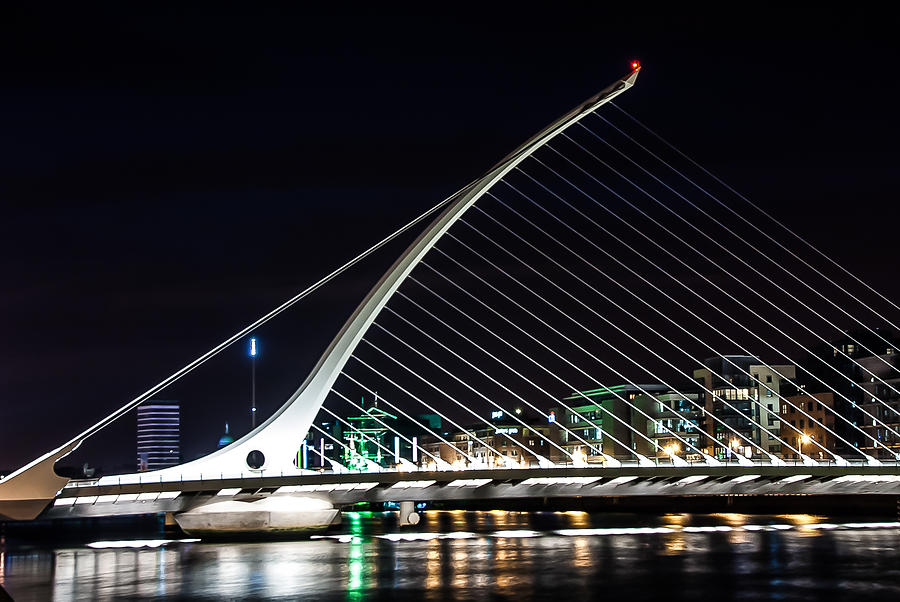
[2,511,900,600]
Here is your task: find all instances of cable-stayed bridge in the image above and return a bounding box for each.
[3,64,900,525]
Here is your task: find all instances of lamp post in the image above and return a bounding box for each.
[663,442,680,463]
[799,433,811,461]
[249,337,258,429]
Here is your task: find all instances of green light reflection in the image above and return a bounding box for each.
[347,511,366,601]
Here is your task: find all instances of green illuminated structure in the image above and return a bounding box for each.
[343,400,398,469]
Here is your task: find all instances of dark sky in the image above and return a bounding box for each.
[2,5,899,472]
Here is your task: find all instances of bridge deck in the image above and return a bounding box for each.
[42,464,900,520]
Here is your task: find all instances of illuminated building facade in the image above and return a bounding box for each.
[781,391,836,460]
[469,407,563,467]
[136,400,181,471]
[559,385,664,462]
[694,356,794,460]
[648,391,703,462]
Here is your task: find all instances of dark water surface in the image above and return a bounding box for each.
[3,511,900,600]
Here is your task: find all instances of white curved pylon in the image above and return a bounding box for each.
[0,67,639,518]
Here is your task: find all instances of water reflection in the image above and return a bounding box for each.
[661,513,688,555]
[3,512,900,600]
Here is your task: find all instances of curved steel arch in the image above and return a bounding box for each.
[0,67,639,519]
[169,66,640,475]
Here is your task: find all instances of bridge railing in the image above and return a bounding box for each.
[61,456,900,490]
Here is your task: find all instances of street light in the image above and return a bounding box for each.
[799,433,811,459]
[573,448,588,466]
[249,337,258,429]
[663,442,680,461]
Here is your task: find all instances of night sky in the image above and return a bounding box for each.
[2,5,899,472]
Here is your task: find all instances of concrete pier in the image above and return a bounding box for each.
[398,501,420,526]
[174,496,339,536]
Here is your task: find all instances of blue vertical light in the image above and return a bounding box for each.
[249,337,258,357]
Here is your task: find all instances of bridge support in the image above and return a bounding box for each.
[173,496,340,536]
[398,501,420,526]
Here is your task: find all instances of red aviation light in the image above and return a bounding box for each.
[631,60,640,70]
